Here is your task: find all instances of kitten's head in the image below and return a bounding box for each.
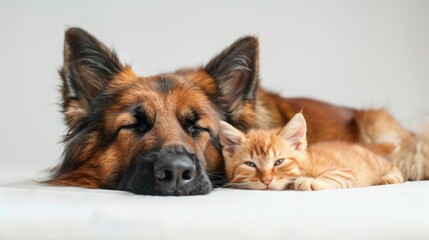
[220,113,308,190]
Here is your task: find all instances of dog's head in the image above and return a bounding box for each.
[48,28,260,196]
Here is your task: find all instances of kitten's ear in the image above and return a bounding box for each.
[279,113,308,150]
[205,36,259,129]
[219,121,246,157]
[60,27,124,127]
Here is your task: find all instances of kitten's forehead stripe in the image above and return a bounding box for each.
[247,132,278,160]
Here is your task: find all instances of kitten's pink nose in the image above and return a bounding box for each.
[262,178,272,186]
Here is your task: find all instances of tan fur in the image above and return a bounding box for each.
[220,113,404,191]
[355,109,429,180]
[297,141,404,190]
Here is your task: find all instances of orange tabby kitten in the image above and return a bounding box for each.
[220,113,404,191]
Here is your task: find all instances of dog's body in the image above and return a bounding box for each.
[48,27,424,195]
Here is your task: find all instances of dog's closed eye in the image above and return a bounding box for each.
[118,106,153,135]
[181,110,209,137]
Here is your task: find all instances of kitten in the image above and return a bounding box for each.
[219,113,404,191]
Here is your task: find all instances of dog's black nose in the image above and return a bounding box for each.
[154,151,196,193]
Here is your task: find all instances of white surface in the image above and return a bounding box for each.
[1,171,429,240]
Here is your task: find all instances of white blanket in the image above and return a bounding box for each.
[1,174,428,240]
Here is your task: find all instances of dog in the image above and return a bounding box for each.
[47,27,422,196]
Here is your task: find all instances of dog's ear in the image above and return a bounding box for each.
[59,27,124,126]
[205,36,259,118]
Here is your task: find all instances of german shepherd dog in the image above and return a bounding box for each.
[47,27,425,195]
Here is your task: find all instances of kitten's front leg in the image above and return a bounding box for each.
[318,169,355,189]
[293,177,331,191]
[380,164,405,185]
[294,170,354,191]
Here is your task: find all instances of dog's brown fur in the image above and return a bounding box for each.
[48,27,421,195]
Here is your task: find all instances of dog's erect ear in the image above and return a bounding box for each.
[205,36,259,114]
[59,27,124,126]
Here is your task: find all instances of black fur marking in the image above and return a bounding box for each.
[205,36,259,131]
[59,27,124,126]
[53,88,123,178]
[205,36,259,104]
[156,77,177,93]
[119,105,154,136]
[179,109,203,137]
[209,129,222,151]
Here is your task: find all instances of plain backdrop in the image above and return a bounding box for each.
[0,0,428,176]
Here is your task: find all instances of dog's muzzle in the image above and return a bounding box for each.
[119,146,212,196]
[153,150,196,194]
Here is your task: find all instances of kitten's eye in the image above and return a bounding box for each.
[245,161,256,168]
[274,159,284,166]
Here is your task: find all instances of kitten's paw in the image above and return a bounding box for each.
[294,177,329,191]
[380,173,405,185]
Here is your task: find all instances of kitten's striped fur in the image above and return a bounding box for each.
[220,113,404,191]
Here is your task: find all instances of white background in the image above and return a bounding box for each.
[0,0,428,173]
